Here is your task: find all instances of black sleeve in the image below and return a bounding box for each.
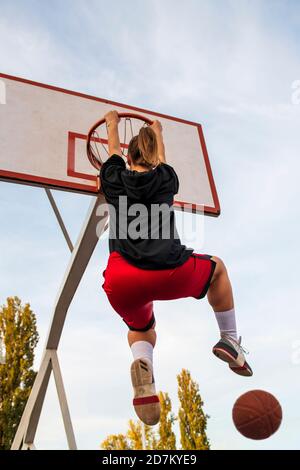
[100,154,126,198]
[160,163,179,195]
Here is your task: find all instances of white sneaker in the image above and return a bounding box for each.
[212,336,253,377]
[130,358,161,425]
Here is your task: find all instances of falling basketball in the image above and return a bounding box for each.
[232,390,282,440]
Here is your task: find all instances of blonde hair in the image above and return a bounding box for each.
[128,126,159,169]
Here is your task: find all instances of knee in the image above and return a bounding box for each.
[211,256,225,268]
[211,256,227,280]
[127,327,157,347]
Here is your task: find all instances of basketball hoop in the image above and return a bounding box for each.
[86,113,153,171]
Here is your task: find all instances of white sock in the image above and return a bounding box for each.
[214,308,238,341]
[130,341,153,364]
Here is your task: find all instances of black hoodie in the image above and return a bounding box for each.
[100,154,193,269]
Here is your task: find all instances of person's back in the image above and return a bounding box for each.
[100,152,193,269]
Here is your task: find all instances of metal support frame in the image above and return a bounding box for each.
[45,188,74,252]
[11,192,109,449]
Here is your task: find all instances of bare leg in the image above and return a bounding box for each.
[207,256,234,312]
[127,323,156,347]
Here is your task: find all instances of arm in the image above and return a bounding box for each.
[151,120,166,163]
[156,131,166,164]
[104,110,122,157]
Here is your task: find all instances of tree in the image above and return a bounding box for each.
[156,391,176,450]
[0,297,39,449]
[101,420,156,450]
[127,420,156,450]
[100,434,131,450]
[101,369,209,450]
[177,369,210,450]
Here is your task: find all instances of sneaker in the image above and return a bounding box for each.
[130,358,161,425]
[212,336,253,377]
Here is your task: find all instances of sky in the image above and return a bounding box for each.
[0,0,300,450]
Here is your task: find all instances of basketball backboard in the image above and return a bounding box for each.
[0,73,220,216]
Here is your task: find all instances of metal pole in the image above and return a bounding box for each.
[45,188,74,252]
[46,194,108,350]
[11,350,52,449]
[51,350,77,449]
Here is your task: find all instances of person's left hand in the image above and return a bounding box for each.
[151,120,163,134]
[104,110,120,125]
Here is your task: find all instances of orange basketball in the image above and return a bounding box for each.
[232,390,282,440]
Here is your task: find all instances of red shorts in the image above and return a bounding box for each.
[102,251,216,331]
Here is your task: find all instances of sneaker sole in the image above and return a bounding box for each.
[213,346,237,364]
[212,347,253,377]
[229,361,253,377]
[131,359,161,426]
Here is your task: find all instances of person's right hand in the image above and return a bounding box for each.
[104,110,120,125]
[151,120,162,134]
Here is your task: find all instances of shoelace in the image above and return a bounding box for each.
[236,336,249,355]
[223,335,249,355]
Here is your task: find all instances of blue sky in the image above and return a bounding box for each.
[0,0,300,450]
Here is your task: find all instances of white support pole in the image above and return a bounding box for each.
[45,188,74,252]
[51,351,77,450]
[11,350,52,449]
[12,194,109,449]
[21,443,36,450]
[46,194,108,350]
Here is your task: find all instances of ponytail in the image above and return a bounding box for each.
[128,126,159,169]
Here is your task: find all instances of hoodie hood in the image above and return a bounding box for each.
[121,167,171,202]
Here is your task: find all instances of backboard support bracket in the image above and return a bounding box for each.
[45,188,74,252]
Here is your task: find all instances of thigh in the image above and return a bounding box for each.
[102,252,155,330]
[106,292,154,331]
[151,253,216,301]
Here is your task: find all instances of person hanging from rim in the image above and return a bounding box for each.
[100,110,253,426]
